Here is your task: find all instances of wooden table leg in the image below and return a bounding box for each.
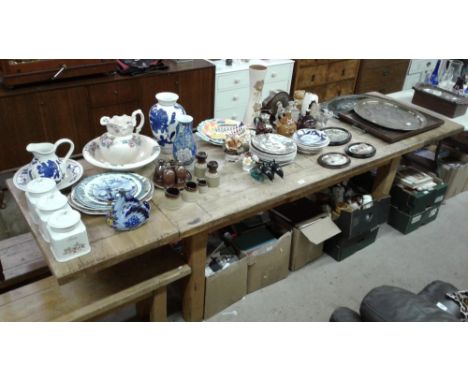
[150,286,167,322]
[372,157,401,199]
[182,232,208,322]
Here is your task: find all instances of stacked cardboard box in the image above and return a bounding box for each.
[388,168,447,234]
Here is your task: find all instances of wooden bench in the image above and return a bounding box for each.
[0,233,49,292]
[0,247,191,322]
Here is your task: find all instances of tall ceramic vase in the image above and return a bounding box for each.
[149,92,186,155]
[172,114,197,166]
[243,64,267,128]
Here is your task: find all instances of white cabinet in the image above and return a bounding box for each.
[208,59,295,120]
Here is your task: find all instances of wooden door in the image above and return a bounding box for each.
[37,87,90,157]
[0,94,45,171]
[178,67,215,126]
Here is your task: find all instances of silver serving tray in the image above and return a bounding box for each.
[354,99,427,131]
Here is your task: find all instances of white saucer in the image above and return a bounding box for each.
[13,159,84,192]
[82,135,161,171]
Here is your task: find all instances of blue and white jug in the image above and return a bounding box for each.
[26,139,74,183]
[149,92,186,154]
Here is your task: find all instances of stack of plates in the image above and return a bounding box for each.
[69,172,154,215]
[250,133,297,165]
[293,129,330,155]
[196,118,246,146]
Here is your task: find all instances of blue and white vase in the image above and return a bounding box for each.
[172,115,197,165]
[106,191,151,231]
[149,92,186,154]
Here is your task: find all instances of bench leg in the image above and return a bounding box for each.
[182,232,208,322]
[150,286,167,322]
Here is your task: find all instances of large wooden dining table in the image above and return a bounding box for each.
[6,94,464,321]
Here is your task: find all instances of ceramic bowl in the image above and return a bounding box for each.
[182,181,198,203]
[83,135,161,171]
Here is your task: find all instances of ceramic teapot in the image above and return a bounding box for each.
[99,109,144,165]
[26,139,74,183]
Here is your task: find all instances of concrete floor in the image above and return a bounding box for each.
[208,191,468,322]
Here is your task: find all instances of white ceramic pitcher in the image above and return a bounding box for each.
[26,138,74,183]
[99,109,144,165]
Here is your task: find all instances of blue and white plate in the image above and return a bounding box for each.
[71,172,152,212]
[293,129,329,147]
[13,159,83,192]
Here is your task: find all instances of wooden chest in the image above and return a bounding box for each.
[292,59,360,102]
[355,59,410,95]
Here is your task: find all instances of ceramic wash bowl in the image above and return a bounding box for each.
[83,135,161,171]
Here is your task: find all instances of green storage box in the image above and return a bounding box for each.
[390,178,447,215]
[388,204,441,234]
[324,228,379,262]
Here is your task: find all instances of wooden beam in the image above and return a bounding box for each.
[372,157,401,199]
[182,233,208,322]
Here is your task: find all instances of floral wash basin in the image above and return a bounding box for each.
[83,135,161,171]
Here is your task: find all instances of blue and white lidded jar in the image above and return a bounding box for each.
[149,92,186,154]
[172,114,197,166]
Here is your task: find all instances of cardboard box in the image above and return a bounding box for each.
[388,204,441,235]
[204,256,248,319]
[333,196,390,239]
[324,228,380,262]
[390,177,447,215]
[233,227,291,294]
[270,198,341,271]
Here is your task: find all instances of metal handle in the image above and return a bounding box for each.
[232,96,239,101]
[234,79,240,84]
[51,64,67,80]
[271,72,277,78]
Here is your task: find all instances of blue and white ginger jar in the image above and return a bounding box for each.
[149,92,186,154]
[106,191,151,231]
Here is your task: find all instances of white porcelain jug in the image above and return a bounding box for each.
[99,109,144,165]
[26,139,74,183]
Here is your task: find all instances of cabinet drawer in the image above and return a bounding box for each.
[298,59,340,68]
[88,81,139,107]
[217,71,249,91]
[214,106,245,121]
[324,79,355,101]
[327,60,360,83]
[215,87,249,111]
[296,64,328,88]
[265,64,291,84]
[356,62,409,94]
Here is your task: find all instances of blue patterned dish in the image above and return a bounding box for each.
[71,172,152,212]
[13,159,83,192]
[106,191,151,231]
[293,129,329,146]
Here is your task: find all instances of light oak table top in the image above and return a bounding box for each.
[7,94,464,284]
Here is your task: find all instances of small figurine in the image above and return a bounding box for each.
[249,160,284,182]
[106,191,151,231]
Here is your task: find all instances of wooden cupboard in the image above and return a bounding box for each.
[355,59,410,95]
[0,60,215,172]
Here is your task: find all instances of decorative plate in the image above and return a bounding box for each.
[82,135,161,171]
[321,127,352,146]
[345,142,376,159]
[71,172,151,211]
[251,133,297,155]
[317,152,351,169]
[293,129,329,147]
[198,119,246,141]
[354,99,427,131]
[13,159,83,192]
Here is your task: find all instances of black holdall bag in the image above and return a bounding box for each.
[116,59,169,75]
